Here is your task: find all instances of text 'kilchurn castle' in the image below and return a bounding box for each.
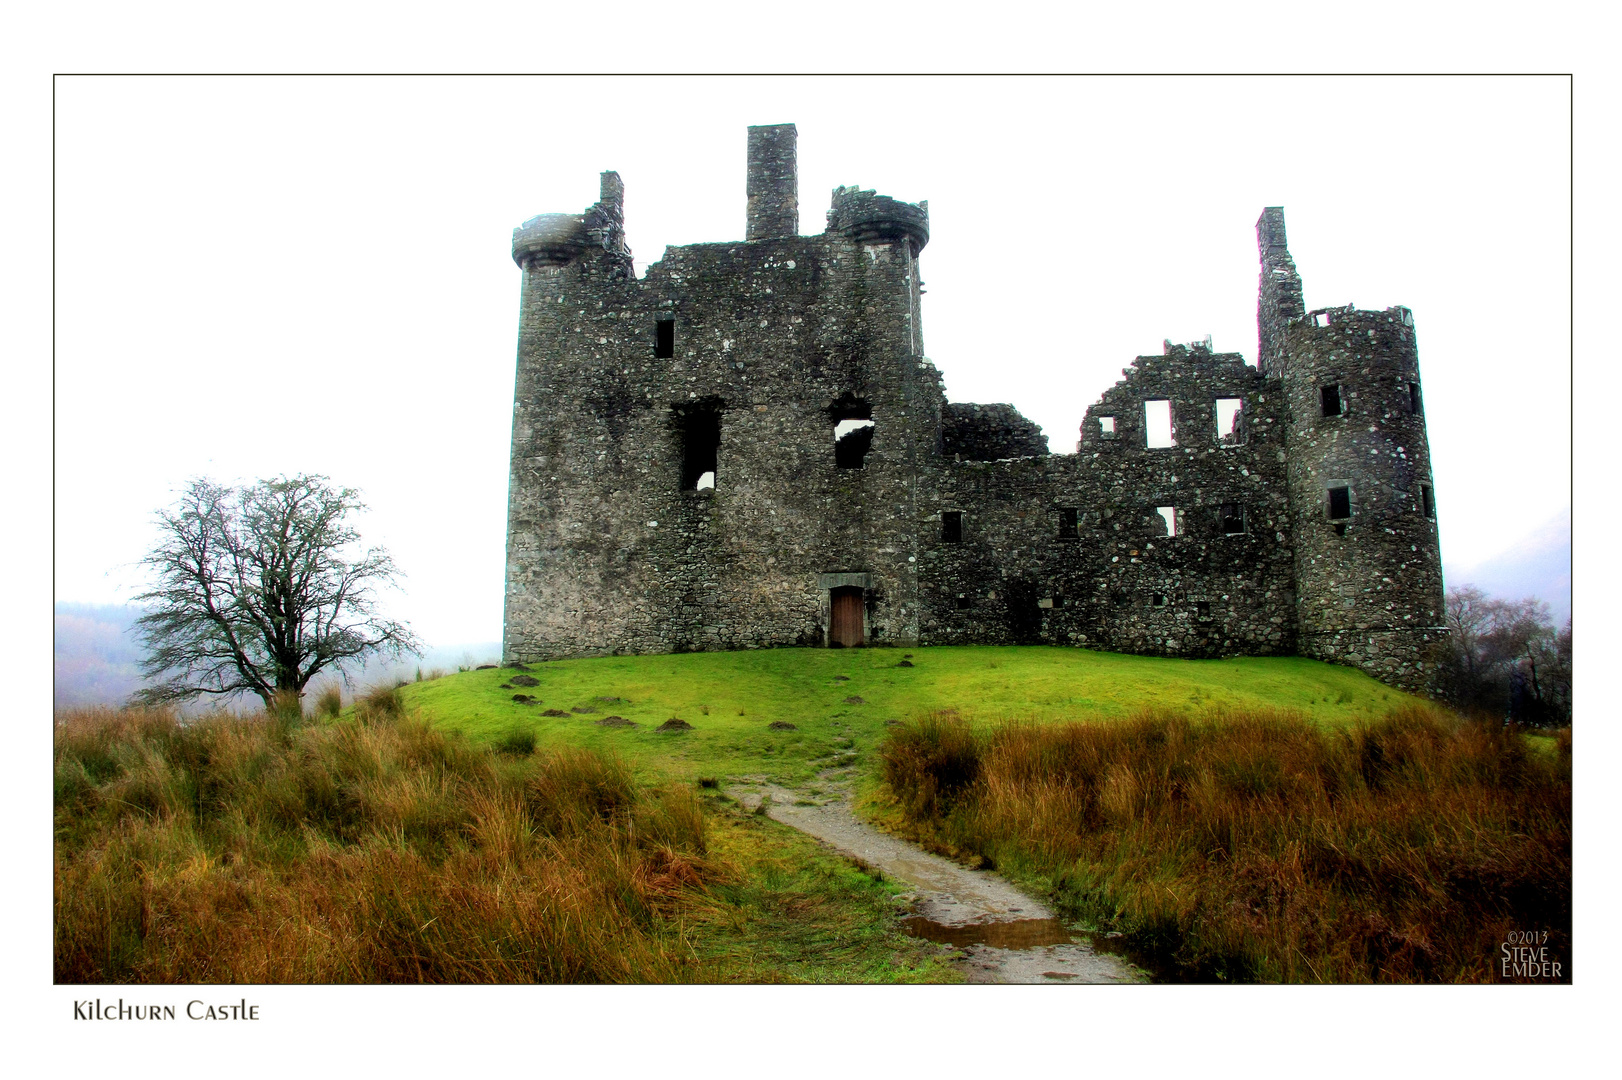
[502,124,1445,691]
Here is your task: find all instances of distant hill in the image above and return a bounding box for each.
[54,603,147,708]
[53,600,500,709]
[1443,508,1571,626]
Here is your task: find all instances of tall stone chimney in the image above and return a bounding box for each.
[746,124,798,240]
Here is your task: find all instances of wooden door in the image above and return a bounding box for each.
[830,586,864,648]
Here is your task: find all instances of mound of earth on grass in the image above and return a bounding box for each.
[505,663,532,672]
[833,675,850,681]
[896,660,914,667]
[508,674,540,687]
[511,694,537,704]
[475,664,497,670]
[595,715,636,727]
[843,696,867,705]
[594,695,629,704]
[656,718,694,732]
[540,708,569,717]
[498,682,513,689]
[570,706,598,714]
[768,721,797,731]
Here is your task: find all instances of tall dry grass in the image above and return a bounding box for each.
[55,690,715,983]
[880,705,1570,982]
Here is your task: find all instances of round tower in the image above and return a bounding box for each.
[1260,211,1446,690]
[1278,302,1446,689]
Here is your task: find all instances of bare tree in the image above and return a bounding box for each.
[1436,585,1571,726]
[133,475,420,708]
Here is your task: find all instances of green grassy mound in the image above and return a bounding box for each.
[403,646,1416,783]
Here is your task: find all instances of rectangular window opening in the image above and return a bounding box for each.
[1420,483,1435,519]
[1156,506,1180,536]
[1196,600,1211,618]
[1144,400,1175,448]
[677,406,721,491]
[942,510,963,543]
[1327,484,1351,520]
[1216,398,1244,445]
[1408,381,1422,415]
[654,319,675,359]
[1058,507,1078,539]
[833,418,875,468]
[1152,593,1167,608]
[830,395,874,469]
[1320,384,1343,417]
[1220,502,1246,535]
[1098,415,1117,438]
[955,593,971,610]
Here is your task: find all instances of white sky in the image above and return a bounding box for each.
[53,76,1571,649]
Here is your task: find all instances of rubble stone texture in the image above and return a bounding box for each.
[502,125,1446,691]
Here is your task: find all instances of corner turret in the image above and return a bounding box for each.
[512,171,632,275]
[826,186,930,257]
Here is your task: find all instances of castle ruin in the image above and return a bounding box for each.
[502,124,1446,691]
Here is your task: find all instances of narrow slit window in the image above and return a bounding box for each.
[676,404,721,491]
[1216,398,1244,445]
[1327,485,1351,520]
[942,511,963,543]
[1144,400,1175,447]
[1220,502,1246,535]
[1098,415,1117,439]
[1420,483,1435,519]
[1196,601,1211,618]
[1408,381,1422,415]
[1058,507,1078,539]
[955,593,971,610]
[1156,506,1180,536]
[1321,384,1343,417]
[654,319,674,359]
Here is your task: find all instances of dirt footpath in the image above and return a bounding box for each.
[732,780,1143,985]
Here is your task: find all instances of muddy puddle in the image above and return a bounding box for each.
[902,916,1074,949]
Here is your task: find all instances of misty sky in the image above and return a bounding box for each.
[52,76,1571,650]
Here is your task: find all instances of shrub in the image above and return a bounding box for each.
[494,728,537,757]
[315,686,343,720]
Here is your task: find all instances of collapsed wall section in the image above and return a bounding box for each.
[940,403,1049,461]
[916,345,1298,657]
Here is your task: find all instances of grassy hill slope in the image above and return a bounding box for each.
[403,645,1415,783]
